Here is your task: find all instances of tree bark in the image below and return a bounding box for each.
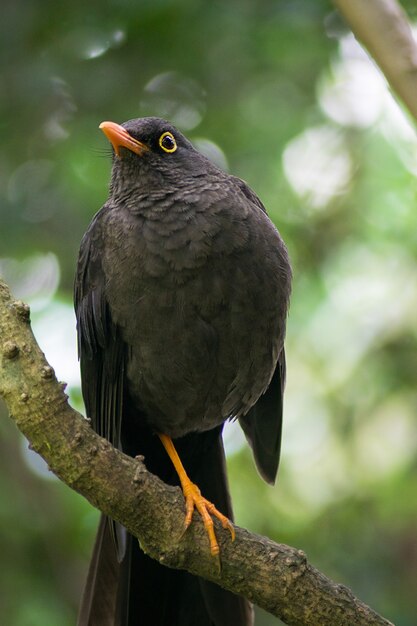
[0,278,394,626]
[332,0,417,124]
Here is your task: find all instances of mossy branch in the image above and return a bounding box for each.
[0,278,393,626]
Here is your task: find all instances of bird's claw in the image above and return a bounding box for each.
[182,480,235,558]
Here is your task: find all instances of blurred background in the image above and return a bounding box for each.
[1,1,417,624]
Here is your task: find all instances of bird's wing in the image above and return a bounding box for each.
[238,348,286,485]
[228,178,289,485]
[74,209,125,451]
[74,210,128,562]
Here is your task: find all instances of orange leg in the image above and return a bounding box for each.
[158,433,235,556]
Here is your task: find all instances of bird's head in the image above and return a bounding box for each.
[99,117,212,195]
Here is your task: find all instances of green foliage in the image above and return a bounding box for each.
[1,1,416,624]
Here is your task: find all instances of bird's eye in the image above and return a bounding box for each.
[159,131,177,153]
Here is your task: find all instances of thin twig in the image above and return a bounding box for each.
[333,0,417,123]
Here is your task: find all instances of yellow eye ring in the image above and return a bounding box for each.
[159,131,177,153]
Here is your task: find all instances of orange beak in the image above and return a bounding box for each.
[99,121,148,157]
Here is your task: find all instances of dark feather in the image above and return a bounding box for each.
[77,515,120,626]
[239,349,286,484]
[75,117,291,625]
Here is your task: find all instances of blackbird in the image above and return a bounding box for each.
[74,117,291,626]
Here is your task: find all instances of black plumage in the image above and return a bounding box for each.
[74,117,291,626]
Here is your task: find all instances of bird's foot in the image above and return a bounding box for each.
[158,433,235,558]
[182,478,235,557]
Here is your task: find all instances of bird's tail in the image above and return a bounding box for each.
[77,428,253,626]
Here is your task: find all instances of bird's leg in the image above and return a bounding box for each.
[158,433,235,557]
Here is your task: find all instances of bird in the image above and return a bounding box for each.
[74,116,291,626]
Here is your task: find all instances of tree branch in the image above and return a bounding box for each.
[332,0,417,124]
[0,278,393,626]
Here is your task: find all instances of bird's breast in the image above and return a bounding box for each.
[99,197,288,436]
